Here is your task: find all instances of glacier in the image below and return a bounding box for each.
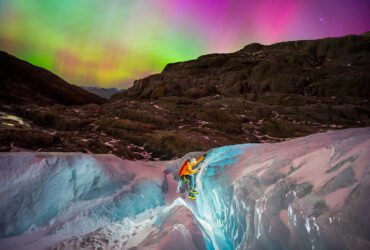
[0,127,370,249]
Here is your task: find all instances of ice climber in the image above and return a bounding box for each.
[177,154,206,200]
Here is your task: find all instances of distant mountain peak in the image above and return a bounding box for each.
[81,86,121,99]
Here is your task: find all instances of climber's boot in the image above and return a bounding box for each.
[190,189,199,195]
[188,192,197,200]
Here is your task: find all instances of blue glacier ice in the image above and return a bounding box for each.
[0,153,164,241]
[90,180,165,222]
[0,154,126,238]
[194,144,257,250]
[0,145,256,249]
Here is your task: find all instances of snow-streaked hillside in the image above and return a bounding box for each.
[1,127,370,250]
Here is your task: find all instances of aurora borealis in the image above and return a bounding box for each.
[0,0,369,88]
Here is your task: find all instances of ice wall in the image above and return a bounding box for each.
[1,127,370,250]
[195,127,370,250]
[0,153,167,249]
[195,144,256,250]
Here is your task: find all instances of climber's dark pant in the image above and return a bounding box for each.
[182,173,197,191]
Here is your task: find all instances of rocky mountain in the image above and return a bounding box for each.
[0,51,105,106]
[82,86,121,99]
[1,127,369,249]
[117,32,370,100]
[0,33,369,160]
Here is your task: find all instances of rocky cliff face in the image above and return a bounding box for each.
[118,33,370,100]
[0,128,369,249]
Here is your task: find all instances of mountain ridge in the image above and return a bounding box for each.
[0,51,105,106]
[115,33,370,100]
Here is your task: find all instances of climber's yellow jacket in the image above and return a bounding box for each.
[178,155,205,176]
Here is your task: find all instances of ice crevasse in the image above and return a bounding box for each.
[0,127,370,249]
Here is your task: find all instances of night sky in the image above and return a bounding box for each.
[0,0,369,88]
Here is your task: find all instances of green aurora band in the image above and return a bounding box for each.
[0,0,369,88]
